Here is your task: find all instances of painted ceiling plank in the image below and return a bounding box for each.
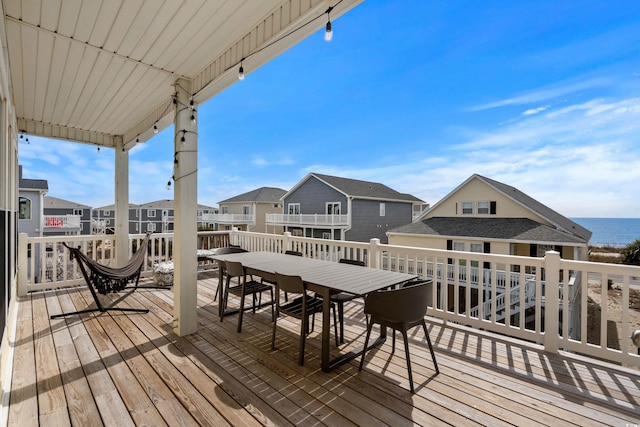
[57,0,82,38]
[68,51,114,129]
[87,0,123,48]
[130,0,184,64]
[58,46,99,126]
[40,0,62,32]
[20,24,38,121]
[41,37,71,124]
[115,0,158,59]
[33,30,55,122]
[73,0,102,42]
[50,41,84,125]
[102,0,144,54]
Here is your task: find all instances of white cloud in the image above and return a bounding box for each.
[522,105,549,116]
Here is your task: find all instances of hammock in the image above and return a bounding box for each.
[50,233,152,319]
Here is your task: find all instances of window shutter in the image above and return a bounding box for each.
[490,201,497,214]
[530,244,538,257]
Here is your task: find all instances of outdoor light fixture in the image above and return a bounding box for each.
[324,7,333,42]
[191,113,196,124]
[238,60,245,81]
[153,124,159,134]
[166,180,172,190]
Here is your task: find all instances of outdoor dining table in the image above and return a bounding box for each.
[209,251,418,372]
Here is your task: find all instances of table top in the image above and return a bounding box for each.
[210,251,417,296]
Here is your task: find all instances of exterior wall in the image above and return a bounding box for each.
[427,178,550,225]
[18,189,43,237]
[388,234,511,255]
[347,199,413,243]
[285,177,348,215]
[255,203,283,234]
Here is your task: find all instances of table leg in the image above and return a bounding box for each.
[321,287,331,372]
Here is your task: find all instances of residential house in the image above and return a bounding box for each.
[93,200,217,234]
[213,187,286,233]
[43,196,91,236]
[266,173,425,243]
[17,166,48,238]
[387,174,592,260]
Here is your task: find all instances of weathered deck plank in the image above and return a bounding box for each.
[8,272,640,427]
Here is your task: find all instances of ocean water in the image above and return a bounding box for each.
[571,218,640,247]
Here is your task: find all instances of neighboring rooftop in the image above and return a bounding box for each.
[43,196,91,209]
[219,187,287,204]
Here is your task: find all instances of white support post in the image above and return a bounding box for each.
[17,233,28,297]
[173,78,198,336]
[369,238,381,269]
[283,231,291,253]
[115,137,129,266]
[544,250,561,353]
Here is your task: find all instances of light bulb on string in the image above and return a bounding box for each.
[166,180,172,190]
[191,113,196,124]
[153,124,159,134]
[324,7,333,42]
[238,60,245,81]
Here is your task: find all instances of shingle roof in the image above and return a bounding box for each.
[219,187,286,204]
[476,174,592,241]
[44,196,90,209]
[312,173,423,203]
[390,217,587,244]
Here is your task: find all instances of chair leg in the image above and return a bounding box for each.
[272,307,279,350]
[337,301,345,344]
[359,321,374,371]
[299,313,307,366]
[401,329,415,394]
[237,278,247,333]
[422,321,439,374]
[220,275,232,322]
[391,330,396,354]
[332,304,339,346]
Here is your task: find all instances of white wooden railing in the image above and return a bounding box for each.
[17,229,640,367]
[201,213,256,224]
[43,214,81,228]
[265,213,349,227]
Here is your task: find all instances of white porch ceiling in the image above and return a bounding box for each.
[3,0,362,149]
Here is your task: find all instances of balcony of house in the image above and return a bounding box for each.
[43,214,82,232]
[266,213,350,227]
[8,230,640,425]
[201,213,256,226]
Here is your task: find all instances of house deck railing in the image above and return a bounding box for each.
[201,213,256,224]
[265,213,349,227]
[43,214,81,229]
[17,229,640,367]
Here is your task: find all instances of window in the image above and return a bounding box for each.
[147,209,156,218]
[470,242,483,253]
[19,197,31,219]
[147,222,156,232]
[73,209,82,216]
[477,201,490,214]
[102,210,109,216]
[292,229,303,237]
[135,223,139,232]
[242,205,250,215]
[221,206,228,214]
[379,203,386,216]
[461,201,473,214]
[322,232,331,239]
[453,241,465,251]
[326,202,340,215]
[288,203,300,215]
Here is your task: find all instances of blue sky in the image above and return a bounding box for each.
[19,1,640,217]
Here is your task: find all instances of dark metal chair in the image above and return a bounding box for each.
[359,280,439,393]
[221,260,274,333]
[330,258,366,344]
[212,246,247,302]
[272,272,338,365]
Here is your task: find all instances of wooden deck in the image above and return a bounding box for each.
[8,270,640,426]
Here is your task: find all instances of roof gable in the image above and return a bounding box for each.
[284,173,422,203]
[419,174,591,242]
[219,187,286,204]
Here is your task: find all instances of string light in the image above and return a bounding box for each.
[324,7,333,42]
[238,59,245,81]
[191,112,196,124]
[153,123,159,134]
[97,146,100,152]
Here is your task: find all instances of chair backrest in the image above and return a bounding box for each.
[339,258,365,267]
[275,272,305,295]
[284,250,303,256]
[216,247,247,255]
[224,260,245,278]
[365,281,431,323]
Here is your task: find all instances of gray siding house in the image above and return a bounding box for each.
[18,166,48,238]
[267,173,425,243]
[43,196,92,235]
